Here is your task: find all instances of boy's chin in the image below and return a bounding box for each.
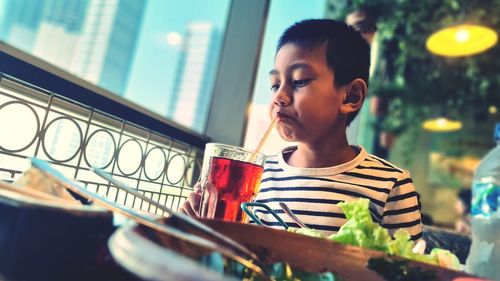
[278,128,296,142]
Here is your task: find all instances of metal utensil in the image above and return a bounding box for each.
[30,159,273,281]
[278,202,310,229]
[280,202,383,230]
[92,168,256,259]
[241,202,289,230]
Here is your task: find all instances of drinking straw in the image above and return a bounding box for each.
[253,115,278,156]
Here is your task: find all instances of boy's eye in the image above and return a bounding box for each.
[293,79,311,88]
[270,83,280,92]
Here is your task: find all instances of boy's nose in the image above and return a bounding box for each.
[273,88,291,107]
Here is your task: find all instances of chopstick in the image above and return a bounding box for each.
[30,158,272,281]
[92,168,259,260]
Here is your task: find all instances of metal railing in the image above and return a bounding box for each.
[0,74,204,215]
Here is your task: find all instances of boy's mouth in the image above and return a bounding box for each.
[275,111,294,121]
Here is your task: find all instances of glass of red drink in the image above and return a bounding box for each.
[199,143,266,222]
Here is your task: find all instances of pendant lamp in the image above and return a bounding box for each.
[422,116,463,132]
[426,24,498,57]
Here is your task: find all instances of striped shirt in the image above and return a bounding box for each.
[252,145,423,241]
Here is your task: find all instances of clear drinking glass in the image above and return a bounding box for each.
[199,143,266,222]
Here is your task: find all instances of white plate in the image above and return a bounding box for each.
[108,223,237,281]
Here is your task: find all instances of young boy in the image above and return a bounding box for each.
[181,19,423,241]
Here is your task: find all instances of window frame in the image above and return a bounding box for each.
[204,0,270,146]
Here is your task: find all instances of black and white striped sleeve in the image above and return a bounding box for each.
[380,171,423,240]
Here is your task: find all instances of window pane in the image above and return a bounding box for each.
[243,0,326,153]
[0,0,231,133]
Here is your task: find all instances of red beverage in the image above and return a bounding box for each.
[208,157,263,222]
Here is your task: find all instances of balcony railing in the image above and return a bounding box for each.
[0,44,208,215]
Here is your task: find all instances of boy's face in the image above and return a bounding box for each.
[269,43,348,144]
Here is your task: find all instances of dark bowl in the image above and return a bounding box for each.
[0,186,114,281]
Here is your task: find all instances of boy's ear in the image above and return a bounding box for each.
[340,78,367,114]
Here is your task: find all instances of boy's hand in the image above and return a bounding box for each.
[179,182,202,217]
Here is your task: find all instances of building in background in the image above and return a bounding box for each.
[1,0,145,96]
[168,22,219,132]
[71,0,145,95]
[0,0,145,165]
[1,0,47,51]
[32,0,88,71]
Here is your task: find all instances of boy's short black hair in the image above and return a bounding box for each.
[277,19,370,125]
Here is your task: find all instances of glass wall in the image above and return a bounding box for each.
[243,0,327,153]
[0,0,231,133]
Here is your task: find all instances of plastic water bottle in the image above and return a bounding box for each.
[466,122,500,280]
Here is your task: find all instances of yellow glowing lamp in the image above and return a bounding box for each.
[489,105,498,114]
[426,24,498,57]
[422,117,463,132]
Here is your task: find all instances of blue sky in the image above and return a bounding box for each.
[124,0,230,116]
[0,0,5,23]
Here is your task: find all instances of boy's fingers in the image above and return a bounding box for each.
[178,190,202,217]
[179,202,198,217]
[188,191,201,211]
[178,182,216,217]
[194,183,202,194]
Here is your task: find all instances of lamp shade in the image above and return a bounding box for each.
[426,24,498,57]
[422,117,463,132]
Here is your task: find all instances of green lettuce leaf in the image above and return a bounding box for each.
[328,199,392,253]
[289,199,461,270]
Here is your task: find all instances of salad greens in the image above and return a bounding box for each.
[203,250,339,281]
[218,198,461,280]
[252,263,338,281]
[367,257,437,281]
[293,199,461,270]
[223,260,339,281]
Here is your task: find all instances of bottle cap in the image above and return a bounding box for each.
[495,122,500,141]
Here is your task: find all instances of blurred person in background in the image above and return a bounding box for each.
[455,188,472,235]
